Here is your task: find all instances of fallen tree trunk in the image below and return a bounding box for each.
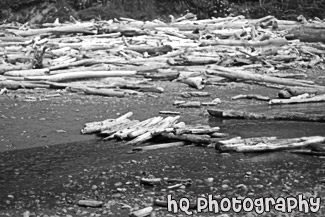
[25,71,138,82]
[218,136,325,152]
[208,109,325,122]
[207,66,319,87]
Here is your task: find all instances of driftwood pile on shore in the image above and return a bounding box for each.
[1,14,325,100]
[82,112,325,154]
[81,112,227,150]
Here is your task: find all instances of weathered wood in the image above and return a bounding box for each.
[207,66,317,87]
[126,116,180,145]
[0,80,49,89]
[218,136,325,152]
[201,38,288,47]
[125,45,172,55]
[231,94,270,101]
[81,112,133,134]
[84,88,127,98]
[25,71,138,82]
[208,109,325,122]
[8,23,97,37]
[285,86,325,96]
[4,68,49,77]
[113,117,163,139]
[160,133,218,145]
[133,141,187,151]
[269,93,325,105]
[181,91,210,98]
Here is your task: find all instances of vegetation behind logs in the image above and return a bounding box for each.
[0,0,325,23]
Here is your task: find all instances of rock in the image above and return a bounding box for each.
[129,206,153,217]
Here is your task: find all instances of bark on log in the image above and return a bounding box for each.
[208,109,325,122]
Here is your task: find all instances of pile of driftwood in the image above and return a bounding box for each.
[81,112,227,150]
[1,14,325,99]
[81,112,325,154]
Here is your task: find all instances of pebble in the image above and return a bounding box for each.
[222,184,229,189]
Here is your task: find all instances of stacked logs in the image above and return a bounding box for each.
[81,112,227,150]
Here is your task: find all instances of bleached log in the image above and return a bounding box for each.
[8,23,97,37]
[222,136,325,152]
[269,93,325,105]
[133,141,187,151]
[175,126,220,135]
[0,64,32,75]
[84,88,130,98]
[207,66,318,87]
[0,80,49,89]
[25,71,138,82]
[231,94,270,101]
[201,38,288,47]
[160,133,219,145]
[208,109,325,122]
[4,68,49,77]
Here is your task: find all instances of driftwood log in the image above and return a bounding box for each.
[208,109,325,122]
